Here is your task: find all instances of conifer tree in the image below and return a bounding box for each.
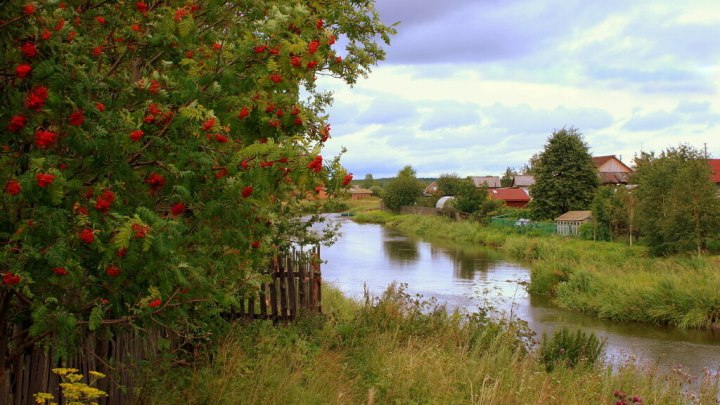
[529,128,598,220]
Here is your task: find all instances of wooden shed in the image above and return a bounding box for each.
[555,210,592,236]
[349,186,373,200]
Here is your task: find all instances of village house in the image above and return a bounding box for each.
[470,176,501,188]
[592,155,633,185]
[423,181,439,196]
[487,188,531,208]
[511,175,535,193]
[709,159,720,188]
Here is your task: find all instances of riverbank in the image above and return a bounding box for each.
[354,211,720,329]
[144,285,717,404]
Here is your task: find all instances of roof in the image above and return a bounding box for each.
[598,172,631,184]
[592,155,633,173]
[470,176,501,188]
[423,181,439,195]
[512,175,535,187]
[592,155,615,167]
[555,210,592,221]
[349,186,372,194]
[487,188,530,202]
[710,159,720,184]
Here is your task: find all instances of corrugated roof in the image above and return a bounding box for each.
[512,175,535,187]
[487,188,530,202]
[555,210,592,221]
[709,159,720,184]
[598,172,631,184]
[471,176,501,188]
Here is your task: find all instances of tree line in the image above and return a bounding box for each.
[367,127,720,256]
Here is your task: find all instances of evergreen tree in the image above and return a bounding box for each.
[633,145,720,255]
[529,128,598,220]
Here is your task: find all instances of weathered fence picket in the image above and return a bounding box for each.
[2,246,321,405]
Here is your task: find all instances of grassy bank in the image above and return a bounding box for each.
[354,211,720,329]
[142,285,718,405]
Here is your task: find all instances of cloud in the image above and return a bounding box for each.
[420,102,481,131]
[483,104,614,134]
[355,95,418,125]
[623,111,681,131]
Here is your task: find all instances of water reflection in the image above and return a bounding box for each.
[322,215,720,375]
[383,228,419,264]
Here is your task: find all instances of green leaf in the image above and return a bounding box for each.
[89,305,104,332]
[178,17,195,38]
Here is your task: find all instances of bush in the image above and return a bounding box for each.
[539,327,605,371]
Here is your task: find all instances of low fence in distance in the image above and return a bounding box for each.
[490,215,555,235]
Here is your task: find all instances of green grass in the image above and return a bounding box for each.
[141,285,719,405]
[353,212,720,329]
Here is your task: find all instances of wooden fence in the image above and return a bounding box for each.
[2,247,321,405]
[225,246,323,320]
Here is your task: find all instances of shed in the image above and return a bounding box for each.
[349,186,372,200]
[555,210,592,236]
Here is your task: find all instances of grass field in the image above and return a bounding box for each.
[142,285,719,405]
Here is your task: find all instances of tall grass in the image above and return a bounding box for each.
[354,212,720,329]
[142,285,719,405]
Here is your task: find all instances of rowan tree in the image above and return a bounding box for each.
[0,0,394,358]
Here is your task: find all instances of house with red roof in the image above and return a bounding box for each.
[487,188,531,208]
[709,159,720,187]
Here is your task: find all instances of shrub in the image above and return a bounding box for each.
[0,0,394,360]
[539,327,605,371]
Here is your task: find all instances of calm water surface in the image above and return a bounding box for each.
[321,215,720,375]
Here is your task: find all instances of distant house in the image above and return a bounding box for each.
[487,188,531,208]
[423,181,439,196]
[349,185,373,200]
[709,159,720,187]
[555,210,592,236]
[470,176,501,188]
[592,155,633,185]
[512,175,535,191]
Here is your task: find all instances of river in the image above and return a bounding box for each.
[321,215,720,375]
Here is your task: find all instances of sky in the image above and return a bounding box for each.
[317,0,720,178]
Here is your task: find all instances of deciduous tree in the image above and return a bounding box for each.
[632,145,720,255]
[0,0,394,357]
[383,165,424,211]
